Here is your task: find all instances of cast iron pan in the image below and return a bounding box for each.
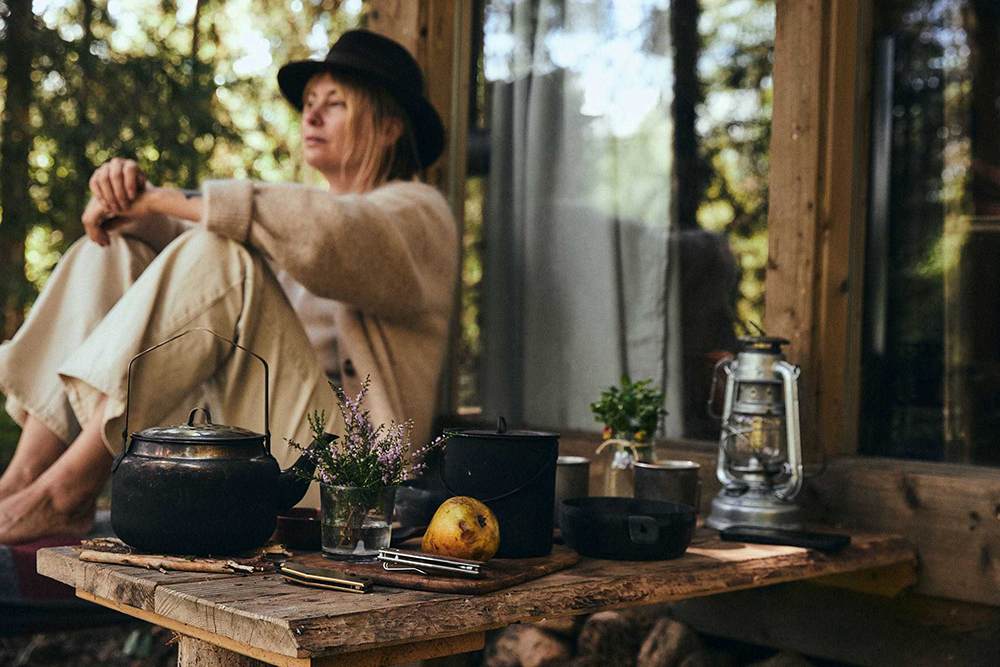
[558,497,696,560]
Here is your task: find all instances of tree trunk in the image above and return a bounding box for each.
[671,0,702,231]
[73,0,94,228]
[0,0,36,339]
[189,0,206,188]
[671,0,715,438]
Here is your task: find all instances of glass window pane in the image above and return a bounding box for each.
[467,0,774,440]
[861,0,1000,463]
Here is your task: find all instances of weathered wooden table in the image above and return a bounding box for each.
[37,529,916,667]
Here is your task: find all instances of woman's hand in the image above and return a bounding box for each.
[81,195,119,247]
[81,185,162,247]
[89,158,147,214]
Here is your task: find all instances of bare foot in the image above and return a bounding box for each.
[0,405,109,544]
[0,482,96,544]
[0,416,67,501]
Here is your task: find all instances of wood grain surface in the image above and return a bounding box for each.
[37,529,915,661]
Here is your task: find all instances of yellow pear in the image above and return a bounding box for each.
[422,496,500,562]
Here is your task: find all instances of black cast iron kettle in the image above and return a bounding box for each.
[110,329,333,556]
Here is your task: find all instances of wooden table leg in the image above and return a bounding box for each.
[178,636,272,667]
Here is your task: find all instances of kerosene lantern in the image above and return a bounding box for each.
[706,335,804,530]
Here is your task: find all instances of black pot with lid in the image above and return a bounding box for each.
[442,417,559,558]
[110,329,330,556]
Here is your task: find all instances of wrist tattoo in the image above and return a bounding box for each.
[181,189,203,199]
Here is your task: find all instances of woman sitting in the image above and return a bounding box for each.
[0,30,458,544]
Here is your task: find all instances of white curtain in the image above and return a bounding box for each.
[480,0,690,435]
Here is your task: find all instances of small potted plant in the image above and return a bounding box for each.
[590,375,668,497]
[289,377,447,561]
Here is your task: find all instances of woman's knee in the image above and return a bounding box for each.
[167,229,254,265]
[154,230,266,299]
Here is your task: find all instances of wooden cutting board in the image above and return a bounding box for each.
[290,545,579,594]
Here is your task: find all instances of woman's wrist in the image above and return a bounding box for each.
[148,186,203,222]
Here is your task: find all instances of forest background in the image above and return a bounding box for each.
[0,0,775,464]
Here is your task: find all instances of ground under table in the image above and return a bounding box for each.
[36,529,916,667]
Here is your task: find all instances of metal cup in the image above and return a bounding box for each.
[554,456,591,526]
[633,460,702,512]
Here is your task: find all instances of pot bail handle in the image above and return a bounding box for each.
[113,328,270,473]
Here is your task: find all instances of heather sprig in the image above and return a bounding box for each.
[288,376,449,489]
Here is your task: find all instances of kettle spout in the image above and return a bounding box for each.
[276,432,337,511]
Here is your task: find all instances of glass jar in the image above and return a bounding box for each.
[320,484,396,561]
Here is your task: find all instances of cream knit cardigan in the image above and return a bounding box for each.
[124,179,458,448]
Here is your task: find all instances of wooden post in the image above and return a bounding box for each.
[764,0,874,461]
[178,636,270,667]
[368,0,472,414]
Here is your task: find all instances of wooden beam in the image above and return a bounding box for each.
[368,0,470,218]
[78,591,311,667]
[816,0,874,458]
[804,456,1000,605]
[765,0,874,460]
[368,0,472,414]
[671,583,1000,667]
[79,590,486,667]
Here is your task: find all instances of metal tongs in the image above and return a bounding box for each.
[377,548,484,578]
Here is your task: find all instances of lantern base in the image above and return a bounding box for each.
[705,486,804,531]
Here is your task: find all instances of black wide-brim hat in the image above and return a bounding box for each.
[278,29,446,169]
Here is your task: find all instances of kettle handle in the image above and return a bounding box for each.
[113,328,270,472]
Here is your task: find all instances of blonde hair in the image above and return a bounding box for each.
[303,72,421,192]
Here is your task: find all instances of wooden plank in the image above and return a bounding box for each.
[671,583,1000,667]
[804,456,1000,605]
[40,531,914,659]
[79,590,311,667]
[808,562,918,597]
[81,590,485,667]
[765,0,828,464]
[312,632,484,667]
[765,0,876,461]
[154,574,447,657]
[816,0,875,458]
[36,546,234,611]
[289,532,913,655]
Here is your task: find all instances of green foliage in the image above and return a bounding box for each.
[699,0,774,333]
[589,375,668,440]
[1,0,367,309]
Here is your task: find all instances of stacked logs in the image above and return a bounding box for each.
[480,608,816,667]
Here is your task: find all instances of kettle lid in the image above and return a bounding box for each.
[132,408,263,445]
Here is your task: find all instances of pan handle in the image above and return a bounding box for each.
[112,328,270,473]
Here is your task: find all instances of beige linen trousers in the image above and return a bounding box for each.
[0,229,341,508]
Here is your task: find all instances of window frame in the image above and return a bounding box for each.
[767,0,1000,605]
